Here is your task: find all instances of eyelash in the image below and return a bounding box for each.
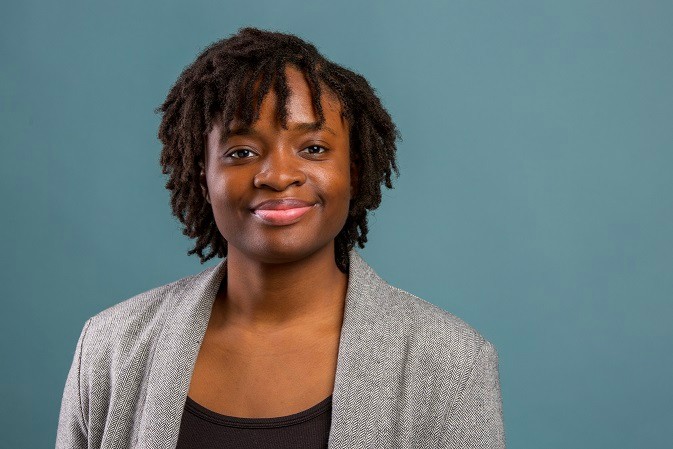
[228,149,255,159]
[304,145,327,155]
[226,145,327,159]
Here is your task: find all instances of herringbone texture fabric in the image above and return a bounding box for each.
[57,249,505,448]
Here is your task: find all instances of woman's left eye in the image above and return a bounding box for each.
[226,148,259,160]
[303,145,327,155]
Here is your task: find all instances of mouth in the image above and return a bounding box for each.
[251,204,316,226]
[249,197,318,226]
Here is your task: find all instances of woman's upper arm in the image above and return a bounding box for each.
[56,318,92,449]
[440,340,506,448]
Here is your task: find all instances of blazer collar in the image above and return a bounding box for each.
[136,248,393,449]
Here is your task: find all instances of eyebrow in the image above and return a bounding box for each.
[226,122,338,138]
[293,122,338,136]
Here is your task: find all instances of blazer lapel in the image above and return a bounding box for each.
[328,249,397,448]
[135,261,226,449]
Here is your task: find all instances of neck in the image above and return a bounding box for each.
[212,244,348,333]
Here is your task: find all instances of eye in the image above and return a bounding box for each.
[227,148,256,159]
[302,145,327,155]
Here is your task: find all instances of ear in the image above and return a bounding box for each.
[199,163,211,204]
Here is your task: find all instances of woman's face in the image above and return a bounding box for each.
[203,65,356,264]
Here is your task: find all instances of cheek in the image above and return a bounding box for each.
[319,166,352,210]
[208,175,246,217]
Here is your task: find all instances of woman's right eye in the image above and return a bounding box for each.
[227,149,255,159]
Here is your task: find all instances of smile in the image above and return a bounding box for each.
[251,205,315,226]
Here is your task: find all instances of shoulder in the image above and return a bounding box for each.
[349,261,501,419]
[349,251,486,356]
[381,282,500,406]
[349,250,496,368]
[386,281,492,354]
[77,265,217,372]
[85,272,196,337]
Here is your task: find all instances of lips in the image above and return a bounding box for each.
[251,198,316,210]
[251,198,317,226]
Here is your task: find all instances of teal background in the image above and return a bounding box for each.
[1,0,672,447]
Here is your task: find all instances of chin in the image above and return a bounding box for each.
[232,238,334,265]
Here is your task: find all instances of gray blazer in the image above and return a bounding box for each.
[56,249,505,448]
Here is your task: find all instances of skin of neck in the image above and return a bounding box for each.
[211,241,348,335]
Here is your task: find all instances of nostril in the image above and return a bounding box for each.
[253,168,306,190]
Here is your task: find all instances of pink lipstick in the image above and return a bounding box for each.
[251,198,317,226]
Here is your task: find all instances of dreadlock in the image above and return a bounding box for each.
[156,27,400,273]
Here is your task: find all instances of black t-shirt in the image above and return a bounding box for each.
[175,395,332,449]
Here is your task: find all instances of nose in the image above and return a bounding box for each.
[253,148,307,191]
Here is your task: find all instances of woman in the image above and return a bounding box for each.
[56,28,505,448]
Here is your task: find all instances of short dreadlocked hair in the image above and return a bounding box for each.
[156,27,400,273]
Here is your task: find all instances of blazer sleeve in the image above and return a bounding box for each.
[56,319,91,449]
[440,340,506,448]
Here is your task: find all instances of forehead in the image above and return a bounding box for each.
[223,65,347,135]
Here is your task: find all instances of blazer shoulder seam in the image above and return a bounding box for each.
[77,317,93,435]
